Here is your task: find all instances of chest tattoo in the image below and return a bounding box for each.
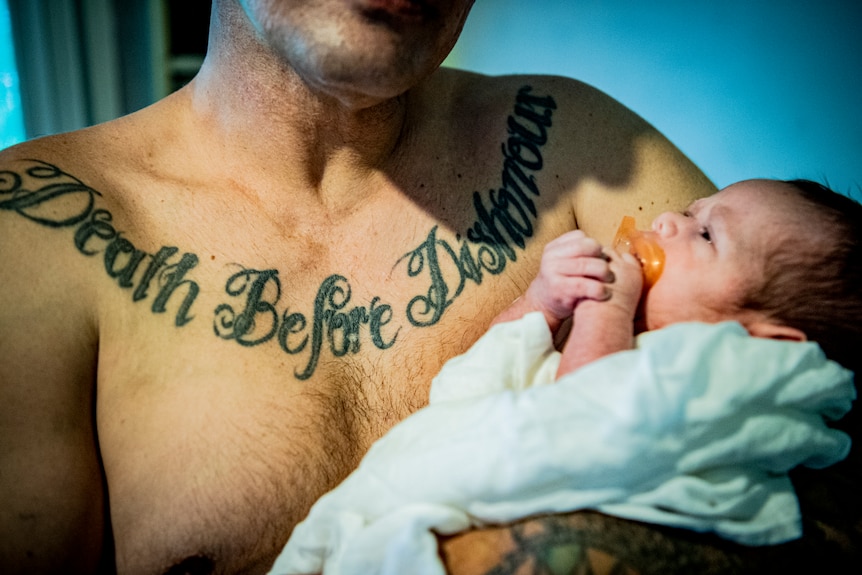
[399,86,556,326]
[0,86,556,381]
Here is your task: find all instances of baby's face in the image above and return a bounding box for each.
[638,179,802,331]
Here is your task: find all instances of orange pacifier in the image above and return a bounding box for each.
[613,216,665,289]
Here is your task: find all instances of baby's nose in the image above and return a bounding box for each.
[651,212,679,237]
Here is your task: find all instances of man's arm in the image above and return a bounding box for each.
[0,154,108,573]
[439,511,746,575]
[547,75,718,245]
[440,504,860,575]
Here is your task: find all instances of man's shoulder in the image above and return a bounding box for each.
[433,66,708,176]
[0,133,77,178]
[0,125,134,209]
[0,128,137,325]
[431,68,716,243]
[0,93,184,187]
[0,134,113,234]
[0,111,184,236]
[0,138,103,313]
[437,68,647,130]
[426,67,650,173]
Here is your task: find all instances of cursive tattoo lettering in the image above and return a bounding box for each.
[214,268,283,346]
[2,86,557,380]
[214,271,399,380]
[1,160,200,326]
[466,86,556,255]
[400,85,556,327]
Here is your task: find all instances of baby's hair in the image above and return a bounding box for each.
[739,179,861,436]
[741,179,862,371]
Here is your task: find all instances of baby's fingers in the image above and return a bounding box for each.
[565,275,612,302]
[607,249,644,284]
[554,253,614,283]
[544,230,605,259]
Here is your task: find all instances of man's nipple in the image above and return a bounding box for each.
[161,555,215,575]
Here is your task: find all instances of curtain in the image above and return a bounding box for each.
[7,0,166,139]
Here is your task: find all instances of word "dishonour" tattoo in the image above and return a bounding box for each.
[399,85,556,326]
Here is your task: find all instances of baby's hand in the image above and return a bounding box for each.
[555,239,645,377]
[523,230,615,330]
[575,246,643,325]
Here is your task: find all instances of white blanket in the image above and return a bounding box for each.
[269,315,855,575]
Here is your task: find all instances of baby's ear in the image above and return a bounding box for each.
[746,321,807,342]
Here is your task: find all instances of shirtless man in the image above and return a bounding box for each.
[6,1,849,573]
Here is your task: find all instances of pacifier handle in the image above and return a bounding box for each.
[613,216,665,288]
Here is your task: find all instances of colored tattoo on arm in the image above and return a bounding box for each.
[0,86,556,381]
[441,511,765,575]
[481,519,641,575]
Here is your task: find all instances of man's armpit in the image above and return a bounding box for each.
[438,510,755,575]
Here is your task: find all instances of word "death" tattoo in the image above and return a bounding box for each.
[0,162,200,326]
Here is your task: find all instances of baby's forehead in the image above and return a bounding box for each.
[707,187,806,247]
[694,182,800,221]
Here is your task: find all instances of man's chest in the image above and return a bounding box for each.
[89,191,550,564]
[91,179,548,384]
[93,216,536,441]
[94,252,529,573]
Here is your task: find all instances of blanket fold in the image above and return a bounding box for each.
[269,315,854,575]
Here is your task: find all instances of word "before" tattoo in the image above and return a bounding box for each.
[213,270,397,380]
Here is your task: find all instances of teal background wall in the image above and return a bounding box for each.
[3,1,861,195]
[0,0,25,148]
[447,0,861,194]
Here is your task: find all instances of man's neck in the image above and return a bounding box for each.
[193,69,412,187]
[182,8,419,203]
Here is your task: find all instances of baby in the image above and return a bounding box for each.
[269,179,861,575]
[507,177,862,379]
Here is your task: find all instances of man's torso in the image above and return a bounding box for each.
[2,71,600,572]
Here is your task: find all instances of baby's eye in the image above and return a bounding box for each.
[684,211,712,243]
